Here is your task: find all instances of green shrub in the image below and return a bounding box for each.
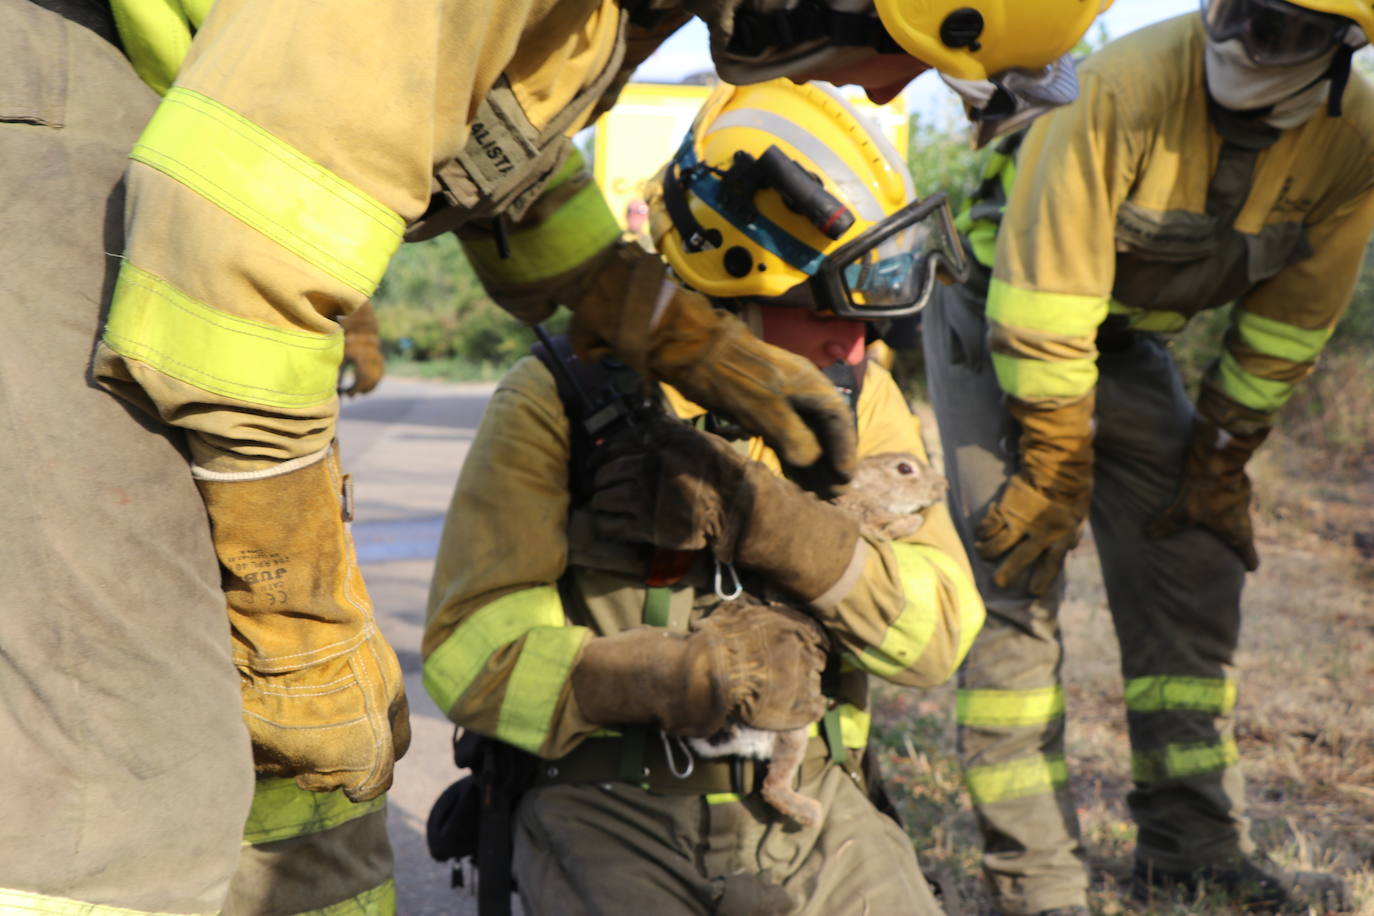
[371,234,565,368]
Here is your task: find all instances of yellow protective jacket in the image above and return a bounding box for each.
[423,357,984,759]
[979,14,1374,419]
[94,0,685,470]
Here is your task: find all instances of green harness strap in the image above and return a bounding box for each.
[617,585,673,781]
[822,706,845,765]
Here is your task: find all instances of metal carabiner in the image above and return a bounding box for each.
[714,558,743,601]
[660,729,695,780]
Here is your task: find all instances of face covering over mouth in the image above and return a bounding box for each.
[1204,35,1339,128]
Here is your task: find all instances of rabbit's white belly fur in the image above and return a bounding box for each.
[686,726,776,760]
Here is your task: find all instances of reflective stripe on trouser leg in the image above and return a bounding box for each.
[923,285,1090,914]
[957,617,1089,915]
[222,779,396,916]
[1088,336,1252,871]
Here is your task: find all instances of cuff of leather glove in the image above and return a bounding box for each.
[809,539,869,612]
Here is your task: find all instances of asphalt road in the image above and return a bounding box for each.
[338,375,506,915]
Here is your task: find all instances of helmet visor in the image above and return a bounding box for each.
[1202,0,1350,65]
[814,193,970,320]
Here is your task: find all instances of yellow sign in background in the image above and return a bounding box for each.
[593,82,910,230]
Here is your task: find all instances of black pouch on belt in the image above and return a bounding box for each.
[427,729,539,916]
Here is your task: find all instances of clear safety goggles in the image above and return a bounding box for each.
[1201,0,1352,65]
[811,193,970,320]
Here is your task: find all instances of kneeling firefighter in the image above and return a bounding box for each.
[922,1,1374,913]
[423,79,986,914]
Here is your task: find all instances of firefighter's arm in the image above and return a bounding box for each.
[423,357,602,759]
[810,366,985,687]
[94,0,573,468]
[988,67,1140,409]
[970,67,1140,594]
[1209,183,1374,420]
[1147,181,1374,569]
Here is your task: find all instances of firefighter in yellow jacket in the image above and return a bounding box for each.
[425,80,984,913]
[1,1,1110,914]
[921,3,1373,913]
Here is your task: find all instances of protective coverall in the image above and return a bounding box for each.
[424,356,985,914]
[922,14,1374,914]
[0,1,393,913]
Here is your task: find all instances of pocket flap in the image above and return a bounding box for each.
[1115,200,1218,262]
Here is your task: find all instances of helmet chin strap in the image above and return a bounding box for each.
[1326,43,1355,116]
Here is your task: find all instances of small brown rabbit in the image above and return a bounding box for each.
[687,451,948,827]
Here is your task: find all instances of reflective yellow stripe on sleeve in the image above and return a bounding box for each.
[104,262,342,408]
[242,777,385,846]
[987,279,1108,401]
[0,888,209,916]
[958,686,1065,728]
[857,543,984,681]
[987,278,1110,338]
[130,88,404,295]
[461,149,621,288]
[1132,738,1239,783]
[965,753,1068,805]
[497,627,588,754]
[1216,350,1294,413]
[108,0,193,95]
[423,586,588,748]
[1234,310,1333,365]
[1124,676,1236,715]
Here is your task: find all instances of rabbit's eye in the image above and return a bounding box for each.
[897,462,914,475]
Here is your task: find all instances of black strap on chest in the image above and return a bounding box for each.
[530,329,654,506]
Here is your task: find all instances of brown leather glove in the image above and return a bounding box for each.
[976,394,1095,597]
[589,418,861,603]
[1147,387,1270,571]
[195,447,410,801]
[339,302,384,396]
[568,241,856,495]
[570,601,828,736]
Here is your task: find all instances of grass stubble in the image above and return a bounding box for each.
[877,407,1374,915]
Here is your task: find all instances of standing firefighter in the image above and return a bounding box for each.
[922,2,1374,913]
[424,79,985,914]
[4,0,1112,913]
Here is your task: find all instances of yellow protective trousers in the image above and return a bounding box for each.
[924,284,1252,915]
[0,1,253,911]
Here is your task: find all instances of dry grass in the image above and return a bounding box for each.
[874,418,1374,915]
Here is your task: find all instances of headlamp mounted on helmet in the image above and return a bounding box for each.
[662,130,969,320]
[1202,0,1353,66]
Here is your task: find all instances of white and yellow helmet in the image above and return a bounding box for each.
[650,79,967,319]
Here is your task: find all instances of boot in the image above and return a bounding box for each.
[1132,853,1351,913]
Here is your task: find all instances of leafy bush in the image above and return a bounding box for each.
[371,234,565,373]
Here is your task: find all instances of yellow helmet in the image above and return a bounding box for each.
[650,79,967,319]
[1293,0,1374,35]
[872,0,1117,82]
